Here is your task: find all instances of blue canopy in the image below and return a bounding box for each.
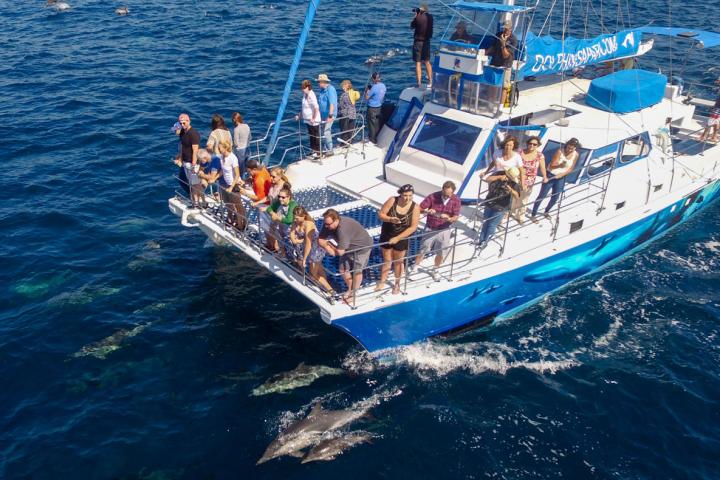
[451,1,532,13]
[586,69,667,113]
[637,27,720,48]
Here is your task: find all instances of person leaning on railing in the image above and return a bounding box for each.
[412,180,461,280]
[478,167,521,251]
[289,206,334,294]
[318,209,373,305]
[196,148,221,202]
[264,186,298,254]
[216,140,248,230]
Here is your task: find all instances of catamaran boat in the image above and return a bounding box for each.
[169,0,720,353]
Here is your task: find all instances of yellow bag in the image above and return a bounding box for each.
[349,89,361,105]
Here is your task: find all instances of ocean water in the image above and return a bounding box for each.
[2,1,720,478]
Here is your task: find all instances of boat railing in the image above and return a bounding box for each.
[245,114,367,169]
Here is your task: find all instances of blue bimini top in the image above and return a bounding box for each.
[586,69,667,113]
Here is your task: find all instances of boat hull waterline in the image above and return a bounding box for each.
[332,180,720,352]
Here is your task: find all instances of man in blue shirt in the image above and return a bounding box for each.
[365,72,387,144]
[316,73,338,156]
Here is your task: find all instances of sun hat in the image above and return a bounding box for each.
[419,3,429,11]
[505,167,520,184]
[317,73,331,83]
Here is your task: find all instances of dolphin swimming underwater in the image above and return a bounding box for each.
[72,323,150,359]
[257,402,372,464]
[301,431,375,463]
[251,363,344,396]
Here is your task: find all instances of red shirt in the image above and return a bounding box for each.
[420,192,461,230]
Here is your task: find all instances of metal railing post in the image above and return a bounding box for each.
[403,253,409,295]
[448,226,458,280]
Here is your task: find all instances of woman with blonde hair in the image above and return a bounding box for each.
[256,166,292,250]
[338,79,359,143]
[289,205,334,294]
[217,139,247,229]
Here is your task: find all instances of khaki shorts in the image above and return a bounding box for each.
[420,229,452,257]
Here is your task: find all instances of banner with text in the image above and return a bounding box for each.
[520,29,642,77]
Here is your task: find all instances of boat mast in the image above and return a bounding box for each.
[264,0,321,165]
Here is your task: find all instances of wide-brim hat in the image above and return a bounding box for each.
[505,167,520,184]
[317,73,331,83]
[419,3,429,11]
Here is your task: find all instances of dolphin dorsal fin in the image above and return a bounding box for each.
[310,402,323,416]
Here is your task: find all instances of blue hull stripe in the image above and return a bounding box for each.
[332,181,720,352]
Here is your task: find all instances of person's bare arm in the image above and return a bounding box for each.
[378,197,400,224]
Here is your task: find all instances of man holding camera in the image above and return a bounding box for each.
[487,20,518,106]
[365,72,386,144]
[410,3,433,89]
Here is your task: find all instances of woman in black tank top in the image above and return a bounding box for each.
[377,184,420,294]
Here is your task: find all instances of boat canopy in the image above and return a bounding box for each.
[637,27,720,48]
[586,69,667,113]
[521,29,643,78]
[451,1,533,13]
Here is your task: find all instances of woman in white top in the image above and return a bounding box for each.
[231,112,251,175]
[484,135,525,201]
[217,139,246,230]
[206,114,233,156]
[296,79,321,156]
[530,138,581,221]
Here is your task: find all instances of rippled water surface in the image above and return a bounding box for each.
[2,1,720,478]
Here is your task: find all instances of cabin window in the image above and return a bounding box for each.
[585,142,620,178]
[502,107,581,127]
[386,100,410,131]
[620,133,651,164]
[615,201,626,210]
[653,184,663,192]
[459,79,501,117]
[409,114,481,165]
[432,72,461,108]
[569,220,584,234]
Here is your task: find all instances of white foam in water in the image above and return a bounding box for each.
[385,341,580,379]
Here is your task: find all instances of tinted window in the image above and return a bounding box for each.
[409,114,482,165]
[620,133,651,164]
[586,142,620,177]
[386,100,410,131]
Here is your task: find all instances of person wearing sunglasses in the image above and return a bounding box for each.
[377,184,420,294]
[530,138,580,222]
[263,186,298,253]
[289,206,334,294]
[318,209,373,305]
[514,136,547,223]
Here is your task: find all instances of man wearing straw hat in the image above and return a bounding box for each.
[317,73,338,156]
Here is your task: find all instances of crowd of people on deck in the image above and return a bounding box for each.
[172,111,462,303]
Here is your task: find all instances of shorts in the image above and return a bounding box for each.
[419,228,452,256]
[502,68,512,89]
[707,113,720,127]
[340,247,372,274]
[379,231,409,251]
[412,40,430,62]
[184,162,201,186]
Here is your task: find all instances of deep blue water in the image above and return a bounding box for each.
[2,1,720,478]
